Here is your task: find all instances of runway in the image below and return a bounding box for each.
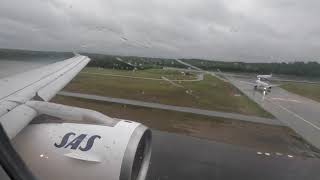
[226,75,320,149]
[148,130,320,180]
[2,129,319,180]
[58,91,282,126]
[219,72,320,85]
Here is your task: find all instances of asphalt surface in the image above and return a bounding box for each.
[58,91,282,126]
[148,130,320,180]
[220,72,320,84]
[226,75,320,149]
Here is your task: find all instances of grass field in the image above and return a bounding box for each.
[82,67,197,80]
[52,95,318,157]
[63,67,272,117]
[281,83,320,102]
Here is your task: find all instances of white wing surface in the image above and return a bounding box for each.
[0,55,90,138]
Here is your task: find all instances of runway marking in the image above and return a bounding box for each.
[257,151,295,158]
[271,97,301,103]
[266,98,320,130]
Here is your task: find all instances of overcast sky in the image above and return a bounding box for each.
[1,0,320,62]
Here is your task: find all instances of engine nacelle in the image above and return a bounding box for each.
[12,120,152,180]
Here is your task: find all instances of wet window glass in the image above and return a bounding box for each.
[0,1,320,180]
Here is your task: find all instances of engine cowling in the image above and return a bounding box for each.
[12,120,152,180]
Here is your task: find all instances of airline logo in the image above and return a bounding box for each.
[54,132,101,151]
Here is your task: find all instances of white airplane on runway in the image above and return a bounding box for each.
[254,78,274,92]
[218,69,277,94]
[238,76,279,95]
[251,77,280,96]
[254,73,279,93]
[0,54,151,180]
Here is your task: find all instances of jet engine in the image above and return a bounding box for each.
[9,101,152,180]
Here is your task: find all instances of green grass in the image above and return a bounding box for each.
[281,83,320,102]
[63,67,272,117]
[83,67,197,80]
[51,95,314,155]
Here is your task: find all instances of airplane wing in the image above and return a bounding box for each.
[0,55,151,180]
[0,55,90,139]
[0,54,152,180]
[0,54,300,180]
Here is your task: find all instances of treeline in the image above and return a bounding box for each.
[181,59,320,77]
[1,48,320,77]
[84,53,186,70]
[0,49,72,61]
[85,54,320,77]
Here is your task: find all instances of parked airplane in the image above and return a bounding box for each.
[0,54,151,180]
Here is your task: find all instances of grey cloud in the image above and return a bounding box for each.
[0,0,320,62]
